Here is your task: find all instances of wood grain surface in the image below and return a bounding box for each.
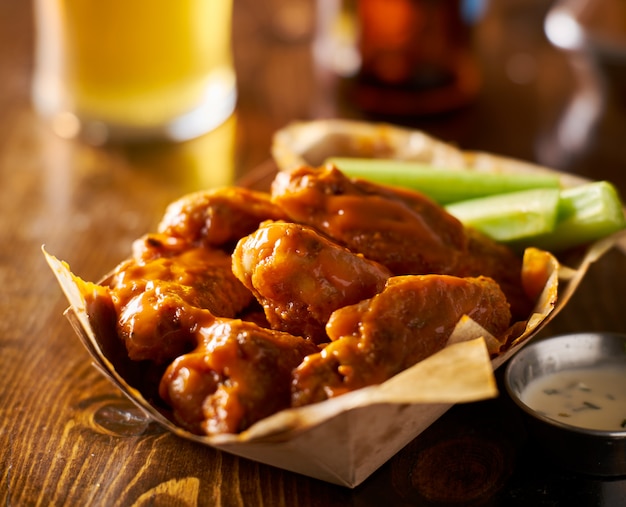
[2,0,626,505]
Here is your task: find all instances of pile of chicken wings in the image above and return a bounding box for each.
[98,165,533,435]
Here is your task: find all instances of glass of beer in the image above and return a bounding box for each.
[32,0,237,145]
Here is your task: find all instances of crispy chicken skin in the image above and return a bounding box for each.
[231,220,392,344]
[271,165,467,275]
[107,236,253,363]
[159,318,319,435]
[292,274,511,406]
[157,187,287,249]
[272,165,532,319]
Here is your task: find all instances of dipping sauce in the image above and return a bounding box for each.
[521,365,626,431]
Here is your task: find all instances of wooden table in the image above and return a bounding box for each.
[2,0,626,505]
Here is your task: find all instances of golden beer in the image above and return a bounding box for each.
[33,0,236,143]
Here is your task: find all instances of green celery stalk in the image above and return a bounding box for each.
[444,188,561,243]
[445,182,626,250]
[327,157,561,204]
[520,181,626,252]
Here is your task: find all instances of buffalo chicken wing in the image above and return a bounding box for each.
[107,236,253,363]
[232,220,392,344]
[159,318,319,435]
[292,274,511,406]
[271,165,467,275]
[158,187,286,249]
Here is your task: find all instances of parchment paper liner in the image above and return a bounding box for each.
[45,119,626,487]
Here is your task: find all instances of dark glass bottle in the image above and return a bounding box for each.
[353,0,482,116]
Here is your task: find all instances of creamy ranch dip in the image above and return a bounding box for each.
[521,365,626,431]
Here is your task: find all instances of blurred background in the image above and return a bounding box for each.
[1,0,625,191]
[3,0,625,275]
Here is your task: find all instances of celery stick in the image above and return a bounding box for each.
[444,188,561,243]
[445,182,626,250]
[328,157,561,204]
[522,181,626,252]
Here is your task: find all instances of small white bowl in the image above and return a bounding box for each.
[504,332,626,477]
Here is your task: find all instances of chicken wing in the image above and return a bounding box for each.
[108,239,254,363]
[158,187,287,249]
[159,318,319,435]
[232,220,392,344]
[292,274,511,406]
[271,164,467,275]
